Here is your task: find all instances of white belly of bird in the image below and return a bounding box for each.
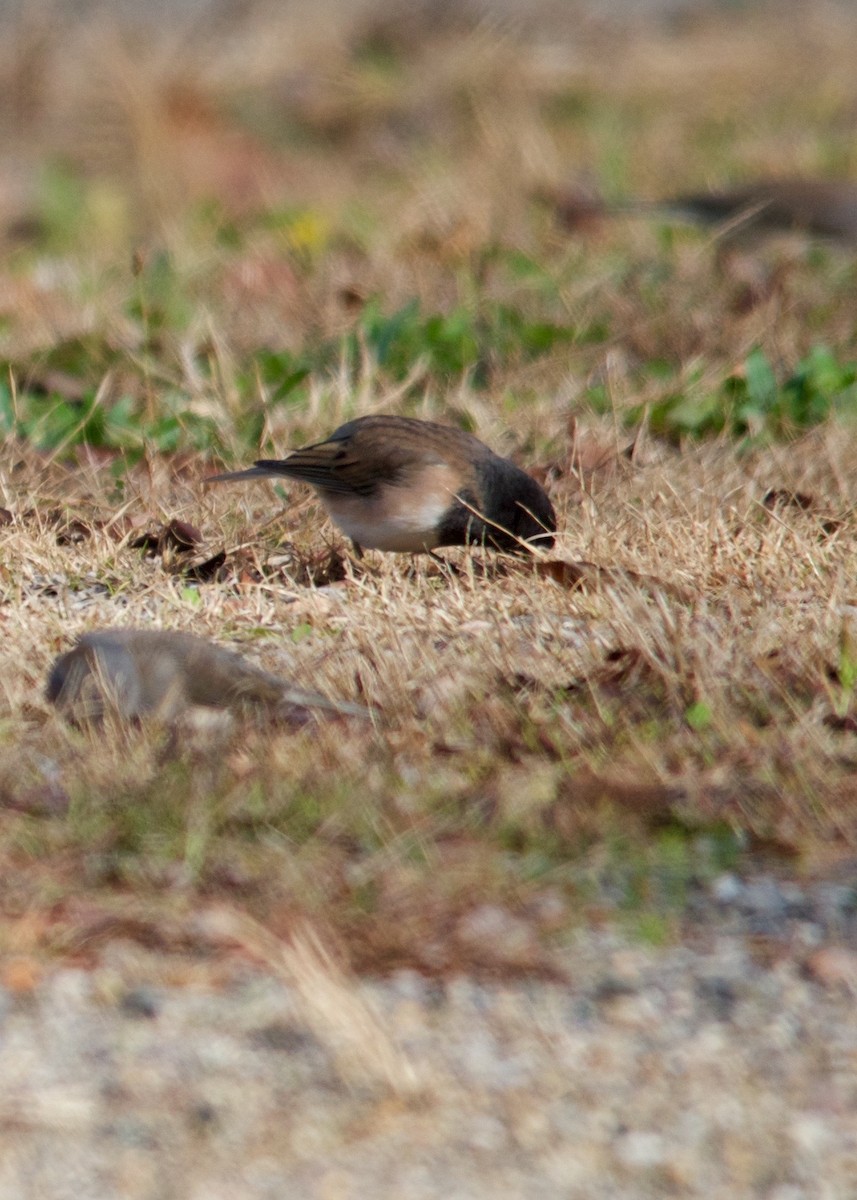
[324,489,449,552]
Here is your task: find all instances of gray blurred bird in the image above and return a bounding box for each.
[47,628,368,724]
[207,415,556,555]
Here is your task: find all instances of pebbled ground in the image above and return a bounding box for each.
[3,875,857,1200]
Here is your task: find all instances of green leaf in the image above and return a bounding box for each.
[685,701,712,731]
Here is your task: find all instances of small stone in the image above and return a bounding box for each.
[120,986,160,1019]
[792,921,824,948]
[711,873,743,904]
[455,905,537,961]
[106,1117,158,1148]
[601,992,661,1031]
[695,976,737,1020]
[529,888,568,929]
[388,969,428,1003]
[779,883,813,919]
[465,1114,508,1152]
[189,1102,218,1130]
[813,883,857,917]
[614,1130,667,1170]
[740,877,790,917]
[766,1187,805,1200]
[789,1113,835,1155]
[248,1023,315,1053]
[594,977,638,1003]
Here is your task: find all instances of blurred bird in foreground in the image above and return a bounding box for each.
[47,629,369,724]
[207,415,556,556]
[549,177,857,244]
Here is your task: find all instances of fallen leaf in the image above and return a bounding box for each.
[823,712,857,733]
[42,509,94,544]
[129,527,165,555]
[762,489,814,511]
[183,550,227,583]
[533,558,691,601]
[163,519,202,551]
[130,520,203,558]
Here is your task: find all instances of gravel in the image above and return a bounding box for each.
[2,872,857,1199]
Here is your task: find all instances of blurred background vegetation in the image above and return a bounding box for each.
[2,0,857,465]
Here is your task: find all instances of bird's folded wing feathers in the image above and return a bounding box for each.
[208,444,387,496]
[207,420,471,496]
[254,444,383,494]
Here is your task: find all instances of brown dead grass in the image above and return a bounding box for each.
[2,0,857,977]
[4,416,857,975]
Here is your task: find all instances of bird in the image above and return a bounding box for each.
[650,178,857,243]
[206,414,556,555]
[549,177,857,244]
[46,628,369,724]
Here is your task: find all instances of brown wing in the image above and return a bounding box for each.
[210,416,486,497]
[257,437,385,495]
[308,415,490,494]
[210,417,484,496]
[205,447,363,493]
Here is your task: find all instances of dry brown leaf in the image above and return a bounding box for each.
[533,558,692,601]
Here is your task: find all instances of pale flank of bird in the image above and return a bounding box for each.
[207,414,556,555]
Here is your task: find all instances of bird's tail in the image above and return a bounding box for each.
[206,464,289,484]
[277,686,373,722]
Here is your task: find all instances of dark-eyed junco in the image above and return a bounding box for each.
[207,415,556,555]
[550,177,857,243]
[46,629,369,723]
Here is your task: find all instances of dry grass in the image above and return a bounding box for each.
[2,0,857,978]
